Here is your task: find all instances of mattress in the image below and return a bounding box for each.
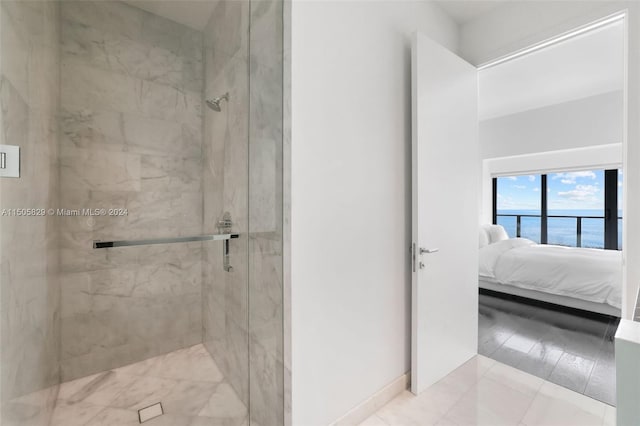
[479,238,622,310]
[479,278,621,317]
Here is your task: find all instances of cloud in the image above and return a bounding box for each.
[528,175,536,182]
[513,185,526,189]
[496,193,538,210]
[506,176,517,181]
[557,184,600,202]
[533,188,539,192]
[496,193,514,209]
[552,171,596,185]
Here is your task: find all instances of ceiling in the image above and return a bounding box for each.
[125,1,623,120]
[479,19,624,120]
[123,0,218,31]
[435,0,508,24]
[132,0,505,31]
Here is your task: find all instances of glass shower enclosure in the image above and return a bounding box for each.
[0,0,285,425]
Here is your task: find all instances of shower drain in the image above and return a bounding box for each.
[138,402,164,423]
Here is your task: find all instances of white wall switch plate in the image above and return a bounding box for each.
[0,145,20,178]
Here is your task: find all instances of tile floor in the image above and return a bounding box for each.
[360,355,615,426]
[51,344,247,426]
[478,292,618,405]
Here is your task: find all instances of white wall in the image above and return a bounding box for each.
[479,91,624,224]
[290,1,458,424]
[461,1,640,319]
[480,91,623,159]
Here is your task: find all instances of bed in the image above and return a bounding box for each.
[478,224,622,317]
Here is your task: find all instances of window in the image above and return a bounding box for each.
[494,175,541,243]
[493,169,622,250]
[547,170,604,248]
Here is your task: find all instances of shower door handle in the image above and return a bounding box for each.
[223,239,233,272]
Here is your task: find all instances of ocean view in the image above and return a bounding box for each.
[496,209,623,250]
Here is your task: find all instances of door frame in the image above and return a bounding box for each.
[475,10,631,318]
[411,8,634,396]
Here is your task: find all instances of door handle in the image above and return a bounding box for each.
[419,247,439,254]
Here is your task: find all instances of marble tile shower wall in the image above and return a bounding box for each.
[1,0,285,424]
[58,1,205,381]
[0,1,61,425]
[248,0,286,425]
[202,0,251,414]
[202,2,286,424]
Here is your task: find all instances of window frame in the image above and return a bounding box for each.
[492,169,621,250]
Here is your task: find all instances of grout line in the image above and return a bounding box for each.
[481,298,617,402]
[581,358,597,395]
[543,348,564,382]
[584,346,606,394]
[519,380,542,425]
[368,414,391,426]
[436,357,499,421]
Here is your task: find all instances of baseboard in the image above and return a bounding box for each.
[330,372,410,426]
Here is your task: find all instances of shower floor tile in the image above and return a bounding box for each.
[51,344,247,426]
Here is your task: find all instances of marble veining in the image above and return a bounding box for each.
[59,0,204,381]
[202,0,251,411]
[51,344,247,426]
[2,1,287,424]
[201,1,287,424]
[0,1,61,425]
[248,0,286,424]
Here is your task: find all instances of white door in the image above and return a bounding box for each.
[411,32,479,394]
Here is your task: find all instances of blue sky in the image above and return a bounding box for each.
[497,170,622,211]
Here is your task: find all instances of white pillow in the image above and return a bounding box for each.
[479,237,535,277]
[486,224,509,244]
[479,227,490,248]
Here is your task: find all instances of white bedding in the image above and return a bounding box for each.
[479,238,622,309]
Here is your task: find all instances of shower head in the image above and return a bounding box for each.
[206,93,229,112]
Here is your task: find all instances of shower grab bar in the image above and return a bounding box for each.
[93,233,239,249]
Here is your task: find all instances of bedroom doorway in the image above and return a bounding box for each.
[476,13,625,406]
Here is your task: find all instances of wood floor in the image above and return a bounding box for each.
[478,291,618,406]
